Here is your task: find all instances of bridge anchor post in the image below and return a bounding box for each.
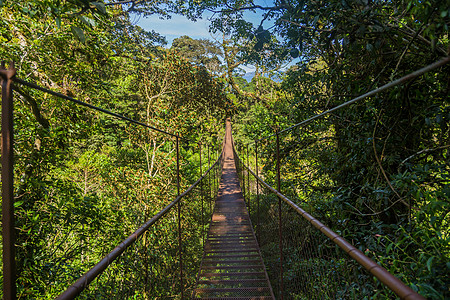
[1,61,17,300]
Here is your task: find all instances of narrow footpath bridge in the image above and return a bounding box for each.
[192,119,274,299]
[2,59,448,299]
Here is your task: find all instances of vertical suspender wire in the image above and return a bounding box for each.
[216,148,219,195]
[255,141,260,242]
[213,147,216,199]
[247,144,250,213]
[213,148,216,204]
[176,136,183,299]
[276,132,284,299]
[199,142,204,245]
[242,143,245,201]
[207,145,211,221]
[1,62,17,300]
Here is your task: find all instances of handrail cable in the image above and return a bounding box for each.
[255,56,450,143]
[13,77,189,140]
[57,146,224,300]
[233,147,425,300]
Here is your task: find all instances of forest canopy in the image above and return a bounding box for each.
[1,0,449,299]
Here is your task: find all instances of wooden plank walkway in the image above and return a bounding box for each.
[192,119,274,300]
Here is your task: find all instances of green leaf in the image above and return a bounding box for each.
[56,17,61,29]
[426,256,433,271]
[386,243,393,254]
[78,16,96,27]
[406,1,413,12]
[71,26,86,43]
[92,2,107,14]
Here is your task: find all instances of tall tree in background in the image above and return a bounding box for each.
[196,1,449,298]
[1,1,227,298]
[171,35,223,74]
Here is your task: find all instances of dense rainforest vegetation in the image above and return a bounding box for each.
[1,0,449,299]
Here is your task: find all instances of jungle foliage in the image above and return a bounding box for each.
[218,0,449,298]
[0,0,449,298]
[1,0,226,298]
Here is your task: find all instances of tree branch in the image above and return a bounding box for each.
[280,19,333,33]
[105,0,136,6]
[208,4,287,14]
[399,145,450,167]
[13,85,50,129]
[372,115,411,209]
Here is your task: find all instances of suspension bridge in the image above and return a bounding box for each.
[1,57,449,299]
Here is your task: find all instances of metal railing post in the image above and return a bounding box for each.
[213,147,216,205]
[242,144,245,200]
[1,61,17,300]
[199,142,204,244]
[176,136,183,299]
[216,148,219,193]
[247,143,250,212]
[208,145,212,214]
[255,141,260,241]
[276,131,284,299]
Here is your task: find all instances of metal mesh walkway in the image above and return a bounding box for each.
[192,119,274,300]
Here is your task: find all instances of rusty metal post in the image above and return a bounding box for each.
[216,148,219,193]
[247,143,250,211]
[276,132,284,299]
[208,145,211,216]
[1,62,17,300]
[199,142,204,245]
[176,136,183,299]
[213,148,216,200]
[255,141,260,241]
[242,144,245,201]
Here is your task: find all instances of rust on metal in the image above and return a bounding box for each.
[200,142,205,245]
[12,77,187,139]
[255,56,450,143]
[1,61,17,300]
[192,118,274,300]
[255,141,260,242]
[246,143,250,212]
[57,149,222,299]
[237,146,427,300]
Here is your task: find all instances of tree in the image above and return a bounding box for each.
[171,35,223,74]
[1,1,227,298]
[199,0,449,298]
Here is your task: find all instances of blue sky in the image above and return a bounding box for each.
[133,1,275,45]
[134,10,265,73]
[133,1,295,74]
[133,13,213,45]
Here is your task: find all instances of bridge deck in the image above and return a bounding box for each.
[192,119,274,300]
